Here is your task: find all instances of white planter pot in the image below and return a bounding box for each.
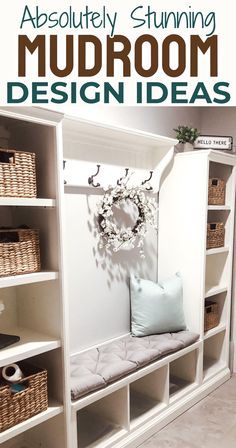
[175,142,194,153]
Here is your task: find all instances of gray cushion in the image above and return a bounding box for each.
[70,331,199,400]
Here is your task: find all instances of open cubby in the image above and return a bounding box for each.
[207,209,231,248]
[0,207,59,272]
[169,350,198,402]
[209,162,233,207]
[0,281,62,346]
[203,331,227,381]
[0,115,57,200]
[0,412,65,448]
[129,367,168,428]
[205,252,229,293]
[0,351,63,445]
[204,291,227,335]
[77,388,128,448]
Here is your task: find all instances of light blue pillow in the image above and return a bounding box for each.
[130,273,186,337]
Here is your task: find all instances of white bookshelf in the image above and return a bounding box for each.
[158,149,236,391]
[0,107,69,448]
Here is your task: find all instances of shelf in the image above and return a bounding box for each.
[205,285,228,298]
[130,391,166,428]
[203,331,226,381]
[0,401,63,444]
[129,367,168,429]
[204,323,226,340]
[0,327,61,367]
[0,271,58,289]
[169,349,198,403]
[206,247,229,256]
[207,205,231,211]
[0,197,56,207]
[203,357,226,382]
[77,388,128,448]
[78,410,127,448]
[169,378,197,403]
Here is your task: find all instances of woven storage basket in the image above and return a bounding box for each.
[0,148,37,198]
[207,222,225,249]
[204,301,220,332]
[0,362,48,432]
[0,229,40,277]
[208,178,225,205]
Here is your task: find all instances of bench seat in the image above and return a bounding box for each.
[70,330,199,401]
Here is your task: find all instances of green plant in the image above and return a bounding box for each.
[173,125,200,144]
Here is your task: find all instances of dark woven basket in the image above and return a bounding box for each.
[208,178,225,205]
[207,222,225,249]
[0,229,41,277]
[204,301,220,332]
[0,362,48,432]
[0,148,37,198]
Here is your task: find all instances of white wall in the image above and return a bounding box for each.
[200,108,236,152]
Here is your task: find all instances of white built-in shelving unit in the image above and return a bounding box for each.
[158,149,236,390]
[0,108,235,448]
[0,107,69,448]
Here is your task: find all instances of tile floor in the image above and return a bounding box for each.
[139,375,236,448]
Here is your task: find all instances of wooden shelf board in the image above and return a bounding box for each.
[206,247,229,256]
[204,324,226,340]
[0,327,61,367]
[205,285,228,298]
[203,357,226,382]
[208,205,231,211]
[0,197,56,207]
[0,271,58,289]
[0,400,63,444]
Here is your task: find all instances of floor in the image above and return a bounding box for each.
[139,375,236,448]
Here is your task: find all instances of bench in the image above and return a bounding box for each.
[70,330,199,401]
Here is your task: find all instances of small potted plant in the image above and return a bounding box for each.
[173,125,200,152]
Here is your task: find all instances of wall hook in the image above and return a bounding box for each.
[88,164,101,188]
[141,170,153,191]
[117,168,129,186]
[63,160,67,185]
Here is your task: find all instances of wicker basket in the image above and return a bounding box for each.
[0,148,37,198]
[208,178,225,205]
[0,229,40,277]
[204,301,220,332]
[0,362,48,432]
[207,222,225,249]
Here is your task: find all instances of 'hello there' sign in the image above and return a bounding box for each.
[194,135,233,150]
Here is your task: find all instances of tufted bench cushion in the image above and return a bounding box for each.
[70,331,199,401]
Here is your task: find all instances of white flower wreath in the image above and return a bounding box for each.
[97,183,157,257]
